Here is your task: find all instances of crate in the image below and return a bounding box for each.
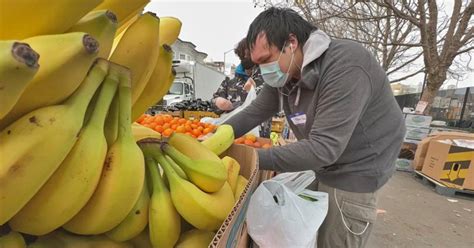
[183,111,219,120]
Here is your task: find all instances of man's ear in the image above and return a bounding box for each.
[288,33,299,51]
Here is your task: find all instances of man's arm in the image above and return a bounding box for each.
[257,66,372,172]
[224,84,279,138]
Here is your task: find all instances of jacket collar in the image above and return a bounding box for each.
[298,30,331,90]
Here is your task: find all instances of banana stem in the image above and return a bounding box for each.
[115,65,133,141]
[86,70,119,129]
[65,59,109,113]
[161,143,193,167]
[144,155,166,194]
[142,143,179,186]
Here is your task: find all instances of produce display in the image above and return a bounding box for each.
[162,99,214,112]
[137,113,218,138]
[0,0,254,247]
[235,134,273,149]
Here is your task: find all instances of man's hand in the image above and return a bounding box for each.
[215,97,233,111]
[244,78,256,92]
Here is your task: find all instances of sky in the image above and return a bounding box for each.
[145,0,473,89]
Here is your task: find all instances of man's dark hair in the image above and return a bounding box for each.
[234,38,248,61]
[247,7,317,51]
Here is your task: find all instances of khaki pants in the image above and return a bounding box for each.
[316,182,379,248]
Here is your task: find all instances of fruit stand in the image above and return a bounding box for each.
[0,1,268,247]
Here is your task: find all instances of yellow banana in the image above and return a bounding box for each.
[143,154,181,248]
[0,0,102,40]
[132,122,162,142]
[162,142,227,193]
[93,0,150,24]
[68,9,118,59]
[116,3,146,35]
[9,66,119,235]
[28,230,133,248]
[222,156,241,193]
[175,229,216,248]
[127,230,153,248]
[158,17,182,45]
[104,94,119,146]
[168,132,222,163]
[110,12,160,105]
[64,64,145,235]
[131,44,173,122]
[0,59,109,225]
[234,175,249,202]
[202,124,235,156]
[0,41,39,119]
[0,32,99,130]
[106,179,150,242]
[0,231,26,248]
[143,143,234,231]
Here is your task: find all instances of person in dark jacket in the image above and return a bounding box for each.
[224,7,405,248]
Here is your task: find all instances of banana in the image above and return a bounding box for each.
[28,230,133,248]
[0,0,102,40]
[109,12,160,105]
[175,229,216,248]
[143,143,234,231]
[234,175,249,202]
[168,132,222,163]
[0,32,99,130]
[93,0,150,24]
[158,17,183,45]
[222,156,241,193]
[9,66,119,235]
[202,124,235,156]
[131,44,174,122]
[0,59,109,225]
[132,122,162,142]
[0,231,26,248]
[115,3,146,35]
[64,64,145,235]
[165,154,188,180]
[68,10,118,59]
[0,41,39,119]
[162,142,227,193]
[106,179,150,242]
[104,94,119,146]
[127,230,153,248]
[143,154,181,248]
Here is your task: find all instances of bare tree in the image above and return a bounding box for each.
[253,0,473,112]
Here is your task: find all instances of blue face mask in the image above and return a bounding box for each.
[259,44,294,88]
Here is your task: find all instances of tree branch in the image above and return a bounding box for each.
[389,68,426,83]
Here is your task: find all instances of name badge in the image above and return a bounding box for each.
[289,112,306,125]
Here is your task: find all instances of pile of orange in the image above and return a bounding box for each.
[136,114,216,138]
[234,134,272,149]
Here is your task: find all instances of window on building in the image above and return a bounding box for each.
[179,53,187,60]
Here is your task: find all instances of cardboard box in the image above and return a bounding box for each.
[421,140,474,190]
[183,111,219,120]
[405,114,432,128]
[405,127,430,141]
[413,132,474,171]
[158,110,183,118]
[210,144,259,248]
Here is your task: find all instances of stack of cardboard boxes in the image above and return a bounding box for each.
[396,114,433,171]
[413,131,474,191]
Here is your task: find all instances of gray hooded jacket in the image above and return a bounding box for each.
[225,31,405,193]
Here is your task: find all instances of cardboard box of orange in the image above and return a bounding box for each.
[209,144,260,248]
[421,139,474,190]
[183,111,219,120]
[413,131,474,171]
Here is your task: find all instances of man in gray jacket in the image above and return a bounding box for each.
[224,7,405,248]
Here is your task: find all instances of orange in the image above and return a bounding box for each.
[185,124,192,132]
[245,134,257,143]
[163,123,171,130]
[203,127,212,135]
[154,125,164,133]
[253,142,261,148]
[191,124,198,129]
[149,123,157,129]
[178,118,187,124]
[244,139,254,146]
[170,119,178,125]
[262,144,272,149]
[171,124,179,130]
[192,129,202,137]
[197,126,204,132]
[154,116,164,125]
[136,114,147,123]
[234,137,245,144]
[192,119,200,124]
[176,125,186,133]
[143,117,153,124]
[162,128,173,137]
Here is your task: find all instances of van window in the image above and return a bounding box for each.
[168,82,183,95]
[184,84,190,94]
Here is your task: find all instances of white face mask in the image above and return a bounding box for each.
[259,44,295,88]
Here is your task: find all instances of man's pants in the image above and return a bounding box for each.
[316,182,379,248]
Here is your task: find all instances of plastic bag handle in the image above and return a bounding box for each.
[270,170,315,195]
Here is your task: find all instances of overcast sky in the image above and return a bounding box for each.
[146,0,473,88]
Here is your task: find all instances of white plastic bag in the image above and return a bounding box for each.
[202,86,260,136]
[246,171,328,248]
